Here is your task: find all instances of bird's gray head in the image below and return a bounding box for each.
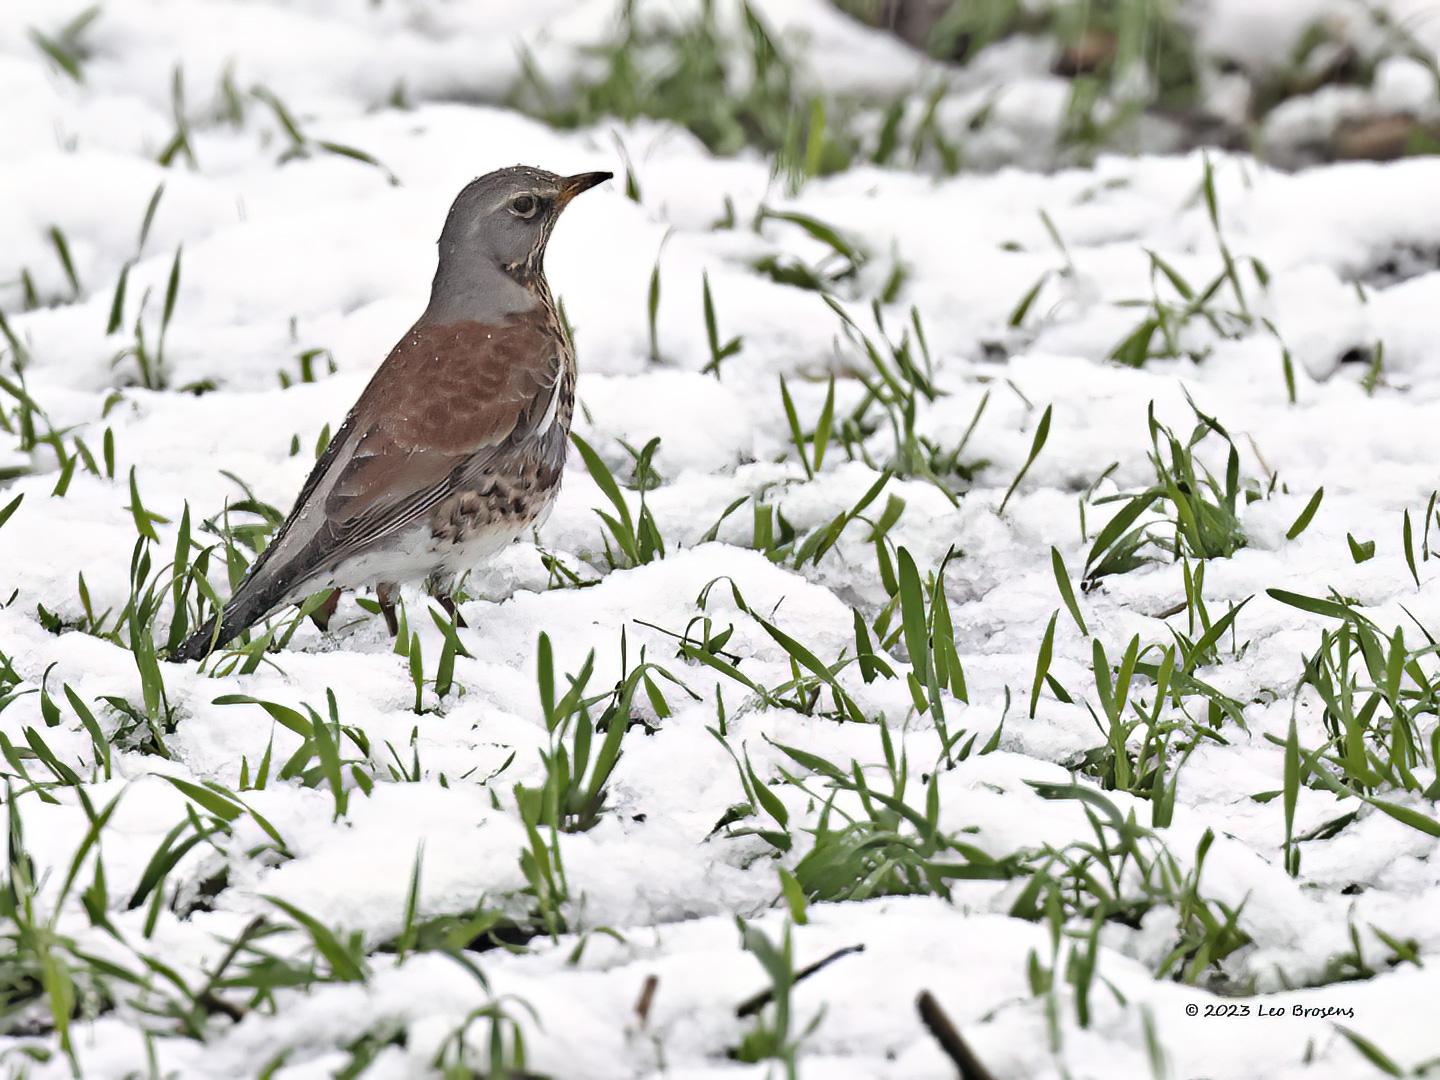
[433,166,610,302]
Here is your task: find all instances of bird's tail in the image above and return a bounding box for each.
[168,578,286,663]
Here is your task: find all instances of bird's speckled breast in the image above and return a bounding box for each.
[428,470,558,546]
[426,326,575,557]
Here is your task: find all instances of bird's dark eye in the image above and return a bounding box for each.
[510,194,539,219]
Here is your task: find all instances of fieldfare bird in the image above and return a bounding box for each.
[172,165,611,661]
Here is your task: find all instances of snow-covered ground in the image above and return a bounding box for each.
[3,1,1440,1077]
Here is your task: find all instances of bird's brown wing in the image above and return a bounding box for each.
[248,312,565,599]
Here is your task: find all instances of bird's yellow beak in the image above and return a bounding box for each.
[556,171,613,207]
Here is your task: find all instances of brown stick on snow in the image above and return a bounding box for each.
[735,943,865,1018]
[916,990,998,1080]
[634,974,659,1027]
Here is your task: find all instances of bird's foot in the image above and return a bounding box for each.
[310,589,342,632]
[437,594,468,628]
[376,582,400,637]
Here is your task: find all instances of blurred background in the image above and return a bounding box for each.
[831,0,1440,167]
[505,0,1440,179]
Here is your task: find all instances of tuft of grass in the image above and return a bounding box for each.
[779,374,836,480]
[776,731,1020,902]
[1013,786,1251,992]
[709,672,1016,903]
[29,6,100,84]
[157,67,198,169]
[214,691,373,819]
[1068,638,1200,826]
[46,226,81,300]
[1084,400,1253,585]
[998,403,1053,514]
[888,546,970,755]
[824,299,988,504]
[251,85,399,185]
[1109,162,1270,368]
[0,366,70,469]
[515,781,569,941]
[572,432,667,569]
[701,271,744,377]
[752,208,868,292]
[432,998,538,1077]
[277,348,337,389]
[515,631,687,835]
[1263,592,1440,841]
[646,231,670,363]
[108,245,184,390]
[0,787,122,1070]
[731,919,823,1075]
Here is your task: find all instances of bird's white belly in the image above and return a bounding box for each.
[290,518,536,599]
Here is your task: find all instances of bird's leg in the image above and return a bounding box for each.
[376,582,399,637]
[426,572,468,628]
[309,589,341,632]
[437,594,468,628]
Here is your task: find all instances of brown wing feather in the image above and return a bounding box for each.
[246,311,564,598]
[326,316,560,521]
